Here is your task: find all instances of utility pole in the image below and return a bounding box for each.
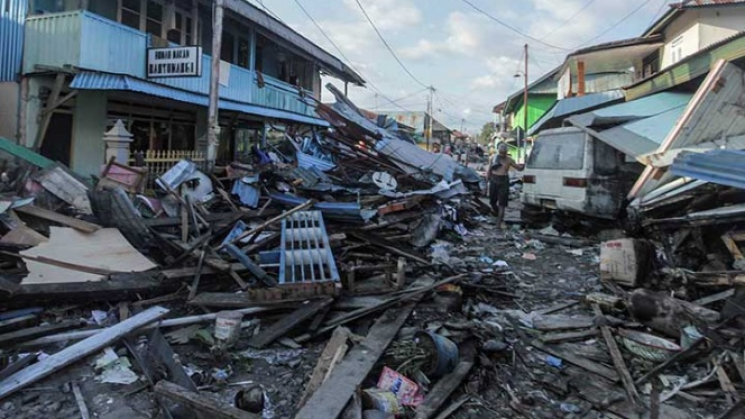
[521,43,529,164]
[207,0,224,170]
[426,86,434,151]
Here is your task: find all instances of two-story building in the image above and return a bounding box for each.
[495,0,745,137]
[0,0,364,176]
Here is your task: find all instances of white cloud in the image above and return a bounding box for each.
[343,0,421,30]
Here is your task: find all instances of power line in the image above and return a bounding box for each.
[648,0,670,28]
[352,0,429,88]
[572,0,657,49]
[459,0,570,51]
[539,0,599,40]
[292,0,414,112]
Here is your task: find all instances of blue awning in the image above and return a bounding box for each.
[70,71,329,127]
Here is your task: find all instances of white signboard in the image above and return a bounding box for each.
[147,46,203,78]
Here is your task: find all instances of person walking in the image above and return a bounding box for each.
[488,143,524,229]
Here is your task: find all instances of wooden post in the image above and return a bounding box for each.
[33,73,65,151]
[577,60,586,97]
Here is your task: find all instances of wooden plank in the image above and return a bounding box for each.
[414,344,475,419]
[296,275,465,343]
[0,355,37,382]
[0,319,85,348]
[0,306,168,400]
[72,383,91,419]
[532,340,620,382]
[533,301,580,316]
[540,329,598,344]
[592,304,639,405]
[0,225,49,247]
[6,273,165,304]
[533,315,595,331]
[298,327,351,408]
[692,289,736,306]
[33,73,64,151]
[14,205,101,233]
[0,315,37,334]
[349,231,430,265]
[154,381,259,419]
[249,298,333,349]
[295,305,415,419]
[339,392,362,419]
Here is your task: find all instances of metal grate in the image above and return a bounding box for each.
[279,211,340,284]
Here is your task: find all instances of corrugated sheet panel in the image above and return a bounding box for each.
[23,11,82,74]
[671,149,745,189]
[0,0,28,81]
[529,90,625,135]
[569,92,692,127]
[79,12,146,77]
[591,106,688,158]
[70,71,328,126]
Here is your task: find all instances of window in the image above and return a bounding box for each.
[120,0,141,30]
[145,0,163,37]
[237,37,250,68]
[527,130,586,170]
[593,139,620,176]
[117,0,196,45]
[221,31,235,63]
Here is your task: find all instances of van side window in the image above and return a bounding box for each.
[593,139,620,176]
[527,131,585,170]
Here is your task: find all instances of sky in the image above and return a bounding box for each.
[251,0,672,133]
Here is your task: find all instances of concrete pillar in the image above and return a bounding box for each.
[72,90,107,176]
[102,120,133,165]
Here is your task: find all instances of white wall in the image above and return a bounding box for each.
[71,90,107,177]
[0,82,19,141]
[661,11,700,69]
[698,7,745,49]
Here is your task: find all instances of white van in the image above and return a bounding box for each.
[521,127,643,222]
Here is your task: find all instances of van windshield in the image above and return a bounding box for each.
[527,131,585,170]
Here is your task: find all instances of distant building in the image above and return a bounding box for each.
[379,111,452,146]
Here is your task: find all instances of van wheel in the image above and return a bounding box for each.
[521,205,550,227]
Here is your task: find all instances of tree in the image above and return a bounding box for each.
[478,122,496,144]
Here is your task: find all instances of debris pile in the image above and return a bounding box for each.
[0,84,741,419]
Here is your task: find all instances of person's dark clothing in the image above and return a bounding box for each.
[489,175,510,212]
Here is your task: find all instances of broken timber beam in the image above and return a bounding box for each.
[298,327,351,408]
[592,304,639,405]
[294,305,415,419]
[217,199,315,251]
[532,340,620,382]
[14,205,101,234]
[0,306,168,401]
[414,343,475,419]
[248,298,333,349]
[154,381,260,419]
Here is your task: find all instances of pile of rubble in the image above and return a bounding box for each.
[0,85,741,419]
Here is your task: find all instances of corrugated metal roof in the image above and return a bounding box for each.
[529,90,625,135]
[631,60,745,198]
[591,106,689,157]
[0,0,27,82]
[70,71,329,126]
[569,92,692,127]
[671,149,745,189]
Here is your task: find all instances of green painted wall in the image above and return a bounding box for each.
[513,95,556,131]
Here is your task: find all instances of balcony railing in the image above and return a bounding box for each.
[24,10,315,117]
